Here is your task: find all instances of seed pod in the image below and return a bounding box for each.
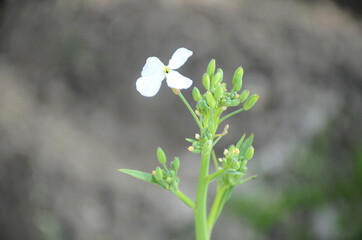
[245,146,254,160]
[206,91,216,108]
[243,94,259,111]
[206,59,216,79]
[192,87,202,102]
[157,147,166,165]
[232,67,244,85]
[239,90,249,103]
[202,73,210,90]
[214,86,224,99]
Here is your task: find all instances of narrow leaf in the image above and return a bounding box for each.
[118,169,158,184]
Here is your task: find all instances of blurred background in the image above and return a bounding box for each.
[0,0,361,239]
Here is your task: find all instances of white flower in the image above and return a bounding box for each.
[136,48,193,97]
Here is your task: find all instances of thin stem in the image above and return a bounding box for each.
[174,189,195,209]
[220,108,244,123]
[179,92,203,129]
[194,143,211,240]
[208,169,227,183]
[211,150,219,170]
[207,184,228,234]
[212,135,223,148]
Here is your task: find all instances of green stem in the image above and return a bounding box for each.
[194,143,212,240]
[207,184,228,234]
[208,169,227,183]
[219,108,244,123]
[174,189,195,209]
[179,92,203,129]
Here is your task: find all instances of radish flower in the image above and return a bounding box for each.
[136,48,193,97]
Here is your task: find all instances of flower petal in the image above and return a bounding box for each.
[141,57,165,78]
[167,48,193,70]
[166,70,193,89]
[136,75,164,97]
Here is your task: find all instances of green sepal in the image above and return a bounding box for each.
[232,77,242,92]
[118,169,158,185]
[206,59,216,79]
[239,134,254,157]
[245,146,254,160]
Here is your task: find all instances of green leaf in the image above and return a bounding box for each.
[239,134,254,157]
[236,134,246,149]
[118,169,158,184]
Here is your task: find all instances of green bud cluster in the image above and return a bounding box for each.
[153,148,181,191]
[218,134,255,186]
[190,59,259,145]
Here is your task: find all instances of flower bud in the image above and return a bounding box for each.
[214,86,224,99]
[245,146,254,160]
[173,157,180,170]
[243,94,259,111]
[232,160,240,170]
[240,159,247,167]
[223,149,229,156]
[206,91,216,108]
[202,73,211,90]
[239,90,249,103]
[232,77,242,92]
[195,133,200,140]
[155,167,163,181]
[192,87,202,102]
[157,147,166,165]
[232,67,244,85]
[231,99,240,106]
[188,146,195,152]
[206,59,216,79]
[212,69,223,87]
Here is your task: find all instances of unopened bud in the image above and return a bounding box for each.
[155,167,163,181]
[243,94,259,111]
[218,158,223,163]
[232,77,243,92]
[206,59,216,79]
[235,94,240,99]
[195,133,200,140]
[240,160,247,167]
[173,157,180,170]
[212,69,223,87]
[195,110,201,116]
[206,91,216,108]
[231,99,240,106]
[245,146,254,160]
[232,161,240,170]
[235,148,240,154]
[232,67,244,85]
[214,85,224,99]
[188,146,195,152]
[166,177,172,183]
[203,73,211,90]
[239,90,250,103]
[157,147,166,165]
[192,87,202,102]
[223,149,229,156]
[222,106,227,111]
